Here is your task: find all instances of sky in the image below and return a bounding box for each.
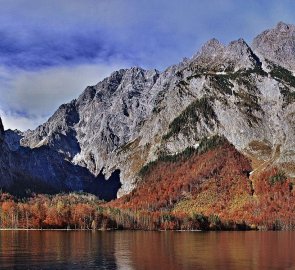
[0,0,295,130]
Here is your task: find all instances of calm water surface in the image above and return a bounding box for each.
[0,230,294,269]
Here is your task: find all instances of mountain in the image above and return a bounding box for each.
[1,22,295,201]
[0,118,121,199]
[252,21,295,71]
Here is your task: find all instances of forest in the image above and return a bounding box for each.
[1,137,295,231]
[0,192,222,231]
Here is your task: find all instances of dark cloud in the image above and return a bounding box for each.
[0,28,122,69]
[1,0,295,70]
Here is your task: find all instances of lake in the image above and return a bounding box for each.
[0,230,294,269]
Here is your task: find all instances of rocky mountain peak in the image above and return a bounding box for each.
[114,67,160,92]
[252,21,295,71]
[227,38,250,53]
[87,67,159,100]
[276,21,293,32]
[191,37,259,72]
[197,38,225,57]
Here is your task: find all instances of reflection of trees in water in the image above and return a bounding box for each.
[0,231,118,269]
[116,231,295,270]
[114,231,134,270]
[1,231,295,269]
[116,232,181,270]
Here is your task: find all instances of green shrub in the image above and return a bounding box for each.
[269,170,287,185]
[163,97,217,140]
[270,65,295,88]
[210,75,234,95]
[280,86,295,106]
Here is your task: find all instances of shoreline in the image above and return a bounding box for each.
[0,228,264,232]
[0,228,114,231]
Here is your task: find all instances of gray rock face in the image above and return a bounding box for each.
[21,67,161,193]
[2,22,295,197]
[252,21,295,71]
[192,38,260,72]
[4,129,23,151]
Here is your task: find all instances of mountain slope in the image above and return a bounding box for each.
[1,22,295,198]
[108,136,295,230]
[109,136,253,215]
[0,118,121,198]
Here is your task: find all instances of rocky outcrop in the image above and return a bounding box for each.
[252,21,295,71]
[192,38,260,72]
[1,22,295,197]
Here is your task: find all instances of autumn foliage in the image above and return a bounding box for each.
[109,139,295,230]
[0,192,209,230]
[1,138,295,230]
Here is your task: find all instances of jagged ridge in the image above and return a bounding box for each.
[1,22,295,198]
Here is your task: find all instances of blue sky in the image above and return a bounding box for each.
[0,0,295,130]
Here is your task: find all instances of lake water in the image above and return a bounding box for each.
[0,230,294,269]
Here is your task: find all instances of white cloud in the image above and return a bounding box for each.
[0,61,128,131]
[0,109,46,131]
